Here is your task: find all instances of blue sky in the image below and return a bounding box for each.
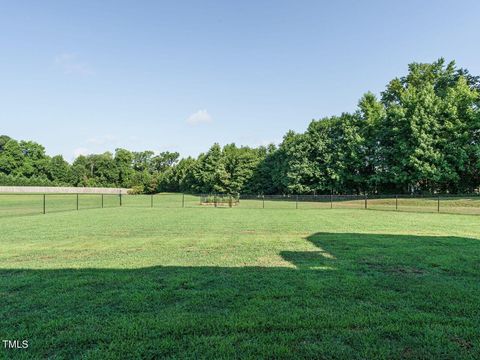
[1,0,479,161]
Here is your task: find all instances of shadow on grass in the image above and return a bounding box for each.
[1,233,479,359]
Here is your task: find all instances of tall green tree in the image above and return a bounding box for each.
[357,92,386,192]
[47,155,71,184]
[18,141,49,178]
[380,59,480,193]
[114,148,134,187]
[0,139,23,175]
[218,144,262,194]
[132,151,154,172]
[151,152,180,172]
[193,143,225,193]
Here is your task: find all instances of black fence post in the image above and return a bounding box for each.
[76,193,79,210]
[330,193,333,209]
[102,194,104,208]
[395,194,398,210]
[296,195,298,209]
[437,195,440,213]
[262,195,265,209]
[120,193,122,207]
[182,193,185,208]
[43,194,46,214]
[364,193,368,209]
[214,194,217,208]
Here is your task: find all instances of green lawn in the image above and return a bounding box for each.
[1,193,480,216]
[1,207,480,359]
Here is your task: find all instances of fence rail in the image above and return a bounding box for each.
[0,193,479,217]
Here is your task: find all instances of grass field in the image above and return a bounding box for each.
[1,206,479,359]
[1,193,480,217]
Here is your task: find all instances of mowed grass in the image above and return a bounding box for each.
[1,193,480,217]
[1,207,480,359]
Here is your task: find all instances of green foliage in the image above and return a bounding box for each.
[184,143,264,195]
[192,143,224,193]
[168,157,198,192]
[47,155,72,183]
[376,59,480,193]
[0,135,11,151]
[1,58,479,194]
[151,151,180,172]
[114,148,135,188]
[0,173,68,187]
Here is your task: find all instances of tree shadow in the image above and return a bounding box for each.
[1,232,479,358]
[282,232,480,273]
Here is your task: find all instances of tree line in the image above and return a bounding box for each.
[1,59,479,195]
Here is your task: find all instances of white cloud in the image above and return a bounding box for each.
[86,134,118,145]
[54,53,93,75]
[186,109,213,125]
[73,147,89,158]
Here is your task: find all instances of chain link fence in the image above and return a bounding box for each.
[1,193,479,217]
